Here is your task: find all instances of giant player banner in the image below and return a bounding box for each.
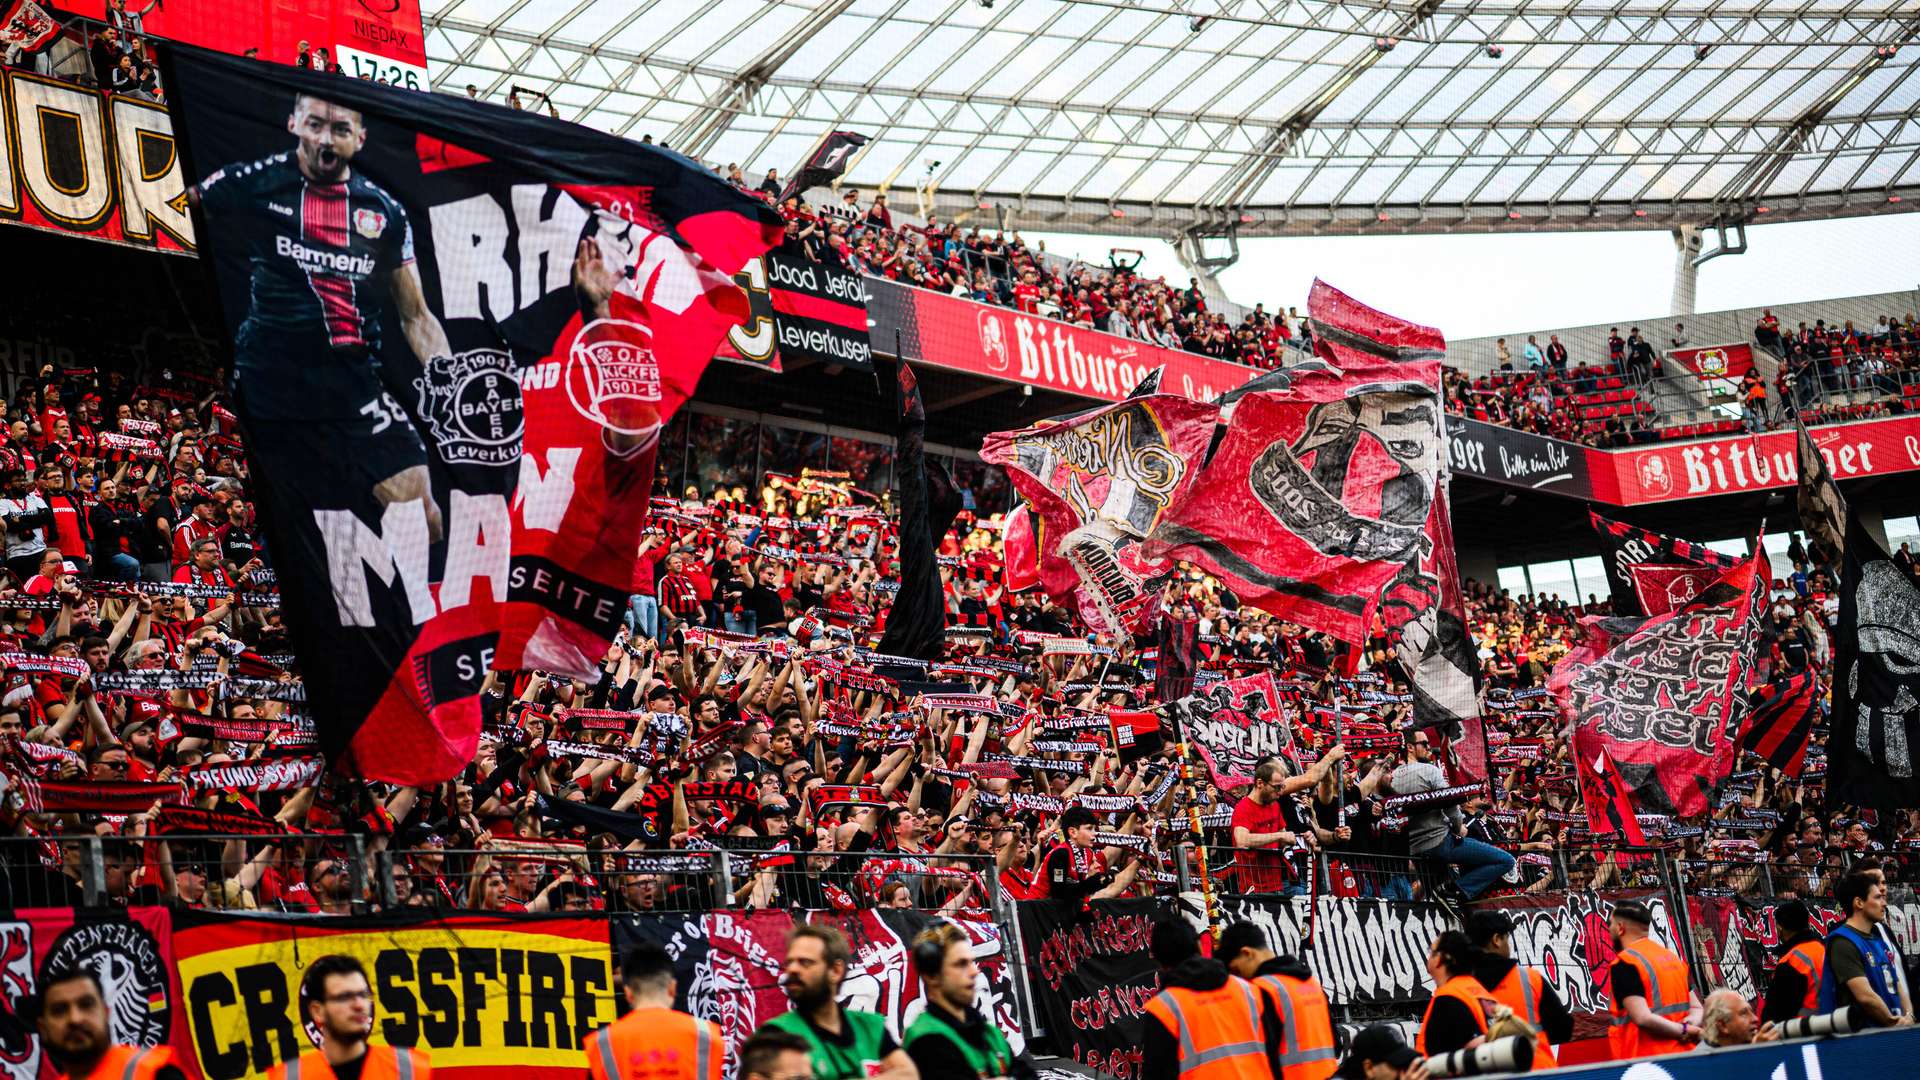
[165,49,781,784]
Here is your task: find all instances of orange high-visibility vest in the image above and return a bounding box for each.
[268,1047,429,1080]
[1254,973,1337,1080]
[1417,975,1493,1057]
[585,1006,722,1080]
[1486,964,1556,1069]
[1782,941,1827,1018]
[64,1045,182,1080]
[1142,978,1275,1080]
[1607,938,1691,1061]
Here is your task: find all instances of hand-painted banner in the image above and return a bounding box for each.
[171,910,614,1080]
[0,907,176,1080]
[983,394,1218,635]
[1476,891,1699,1042]
[1170,671,1291,785]
[614,907,1021,1079]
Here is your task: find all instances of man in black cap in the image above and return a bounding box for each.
[1466,910,1570,1068]
[1335,1026,1427,1080]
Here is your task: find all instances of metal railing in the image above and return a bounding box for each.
[0,833,371,911]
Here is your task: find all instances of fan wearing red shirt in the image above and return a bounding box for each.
[1012,270,1043,314]
[174,537,236,588]
[170,494,219,567]
[35,461,90,575]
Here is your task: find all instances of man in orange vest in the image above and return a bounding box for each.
[1466,911,1570,1069]
[32,966,183,1080]
[586,943,722,1080]
[269,955,431,1080]
[1216,921,1336,1080]
[1141,916,1278,1080]
[1604,901,1701,1060]
[1759,900,1824,1025]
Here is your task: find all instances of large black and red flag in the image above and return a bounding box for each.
[1828,512,1920,808]
[1550,549,1765,817]
[1588,510,1742,617]
[165,47,781,785]
[1142,281,1445,645]
[1741,669,1820,776]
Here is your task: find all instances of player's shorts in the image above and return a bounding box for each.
[233,329,429,502]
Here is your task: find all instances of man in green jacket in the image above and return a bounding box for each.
[903,924,1033,1080]
[760,924,918,1080]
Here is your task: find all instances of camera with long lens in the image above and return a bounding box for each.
[1775,1006,1864,1041]
[1422,1035,1535,1078]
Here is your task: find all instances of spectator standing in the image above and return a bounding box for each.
[1,469,51,583]
[1545,335,1569,373]
[585,944,722,1080]
[37,463,90,576]
[1522,336,1544,371]
[86,478,141,581]
[1817,871,1913,1026]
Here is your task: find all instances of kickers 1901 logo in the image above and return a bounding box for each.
[565,319,663,458]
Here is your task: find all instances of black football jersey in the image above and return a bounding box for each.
[197,151,414,357]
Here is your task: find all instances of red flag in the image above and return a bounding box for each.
[1551,550,1765,817]
[1143,282,1445,644]
[983,395,1218,635]
[1628,563,1722,616]
[1572,732,1649,845]
[1741,669,1819,776]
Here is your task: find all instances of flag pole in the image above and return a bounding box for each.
[1171,699,1221,943]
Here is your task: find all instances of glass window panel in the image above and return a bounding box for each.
[686,414,757,499]
[658,410,690,500]
[829,434,892,495]
[1885,516,1920,553]
[1526,559,1577,604]
[1570,556,1607,606]
[1497,565,1531,597]
[757,424,829,493]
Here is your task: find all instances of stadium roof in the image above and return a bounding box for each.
[422,0,1920,238]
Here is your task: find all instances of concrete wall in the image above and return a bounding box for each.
[1446,288,1920,376]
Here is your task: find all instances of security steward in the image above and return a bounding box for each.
[1142,916,1278,1080]
[269,955,431,1080]
[1605,901,1702,1059]
[903,924,1033,1079]
[586,943,722,1080]
[760,924,918,1080]
[1759,900,1824,1025]
[1417,931,1497,1058]
[1466,911,1571,1069]
[1216,921,1337,1080]
[32,965,184,1080]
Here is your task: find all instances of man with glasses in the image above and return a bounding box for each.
[1390,732,1513,903]
[585,943,721,1080]
[269,955,431,1080]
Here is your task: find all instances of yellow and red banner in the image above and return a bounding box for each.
[169,911,614,1080]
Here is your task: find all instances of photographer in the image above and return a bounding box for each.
[1334,1026,1428,1080]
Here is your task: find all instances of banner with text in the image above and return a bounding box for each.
[171,910,613,1080]
[765,252,873,370]
[614,907,1020,1078]
[0,908,176,1080]
[63,0,428,79]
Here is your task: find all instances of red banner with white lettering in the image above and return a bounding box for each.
[1599,414,1920,503]
[880,276,1260,403]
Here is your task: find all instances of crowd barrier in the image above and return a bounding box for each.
[1527,1024,1920,1079]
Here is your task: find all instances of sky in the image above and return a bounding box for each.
[1025,213,1920,342]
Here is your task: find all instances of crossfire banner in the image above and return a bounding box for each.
[1550,551,1763,817]
[982,394,1219,635]
[171,910,614,1080]
[165,49,780,784]
[1143,281,1445,645]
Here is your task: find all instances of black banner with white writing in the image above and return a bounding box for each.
[765,251,873,371]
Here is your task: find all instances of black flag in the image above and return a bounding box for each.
[1589,510,1741,617]
[876,362,959,661]
[1796,419,1847,567]
[1828,513,1920,809]
[779,131,869,203]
